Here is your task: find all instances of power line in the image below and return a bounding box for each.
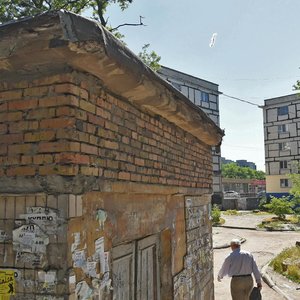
[221,93,261,108]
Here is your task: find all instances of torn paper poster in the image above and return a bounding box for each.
[15,251,45,267]
[209,32,218,47]
[75,281,93,300]
[13,224,49,254]
[73,249,86,268]
[0,269,16,296]
[96,209,107,230]
[0,230,9,243]
[38,271,56,284]
[20,207,60,234]
[86,261,98,278]
[36,296,64,300]
[71,232,81,252]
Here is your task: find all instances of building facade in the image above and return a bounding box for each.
[0,12,223,300]
[158,67,222,204]
[263,93,300,197]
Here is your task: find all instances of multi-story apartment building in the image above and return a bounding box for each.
[263,93,300,197]
[158,66,222,203]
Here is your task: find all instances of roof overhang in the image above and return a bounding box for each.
[0,11,224,146]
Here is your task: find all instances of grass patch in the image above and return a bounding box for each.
[257,215,300,230]
[270,246,300,283]
[223,209,240,215]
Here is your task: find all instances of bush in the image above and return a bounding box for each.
[264,196,294,219]
[211,204,221,224]
[270,246,300,283]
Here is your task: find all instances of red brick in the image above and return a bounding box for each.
[54,83,80,96]
[0,90,22,101]
[88,114,105,127]
[24,131,56,142]
[0,124,7,134]
[80,166,99,176]
[56,106,75,117]
[26,108,56,120]
[80,143,98,155]
[54,153,90,164]
[80,100,95,114]
[40,118,75,129]
[104,140,118,150]
[9,144,33,154]
[0,133,23,144]
[0,145,7,155]
[39,95,79,108]
[118,171,131,180]
[0,102,7,112]
[8,99,38,111]
[39,165,79,176]
[0,112,22,122]
[33,154,53,164]
[7,166,36,176]
[24,86,48,97]
[103,169,118,179]
[38,141,80,153]
[9,121,39,133]
[135,158,145,166]
[20,155,33,165]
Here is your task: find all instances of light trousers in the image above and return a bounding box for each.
[230,276,253,300]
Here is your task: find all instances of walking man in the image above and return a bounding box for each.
[217,239,262,300]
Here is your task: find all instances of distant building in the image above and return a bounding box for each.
[158,66,223,204]
[263,93,300,198]
[221,157,257,170]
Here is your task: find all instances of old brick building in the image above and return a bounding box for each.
[0,12,223,299]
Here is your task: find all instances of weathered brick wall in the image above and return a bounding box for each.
[0,71,215,299]
[0,71,212,189]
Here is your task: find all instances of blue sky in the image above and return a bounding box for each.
[98,0,300,171]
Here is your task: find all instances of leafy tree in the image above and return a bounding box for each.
[264,196,294,220]
[293,80,300,91]
[0,0,161,70]
[138,44,161,72]
[221,163,265,180]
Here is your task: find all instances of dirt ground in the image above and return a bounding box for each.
[213,212,299,300]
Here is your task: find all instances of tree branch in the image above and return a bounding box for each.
[111,16,145,31]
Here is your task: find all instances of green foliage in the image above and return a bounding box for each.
[211,204,221,224]
[293,80,300,91]
[0,1,133,26]
[0,0,161,72]
[270,246,300,283]
[221,163,265,179]
[223,209,239,215]
[264,196,294,219]
[138,44,161,72]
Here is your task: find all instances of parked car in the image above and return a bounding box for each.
[256,190,266,199]
[223,191,240,198]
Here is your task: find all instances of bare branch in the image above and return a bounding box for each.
[111,16,146,31]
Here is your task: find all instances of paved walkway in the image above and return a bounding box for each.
[213,212,299,300]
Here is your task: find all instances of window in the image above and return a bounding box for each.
[279,142,290,151]
[280,179,289,188]
[278,106,288,116]
[201,91,209,102]
[280,161,288,169]
[278,124,288,133]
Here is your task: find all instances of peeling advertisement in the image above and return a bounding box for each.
[72,249,86,268]
[20,207,60,234]
[96,209,107,230]
[16,251,45,267]
[0,230,9,243]
[75,281,93,300]
[0,269,16,296]
[13,224,49,254]
[37,271,56,293]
